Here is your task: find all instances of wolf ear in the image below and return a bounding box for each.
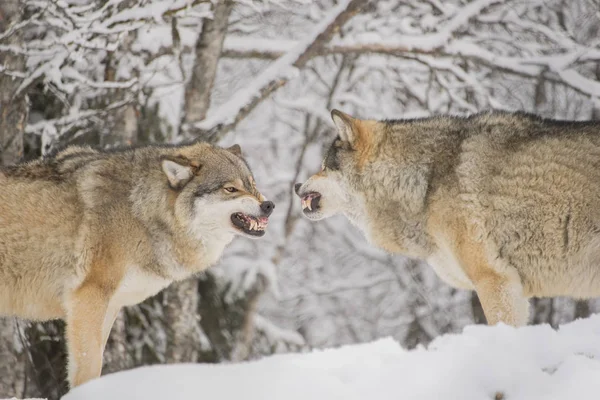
[331,109,357,143]
[162,158,195,189]
[226,144,242,157]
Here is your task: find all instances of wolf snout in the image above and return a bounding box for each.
[260,200,275,216]
[294,183,302,195]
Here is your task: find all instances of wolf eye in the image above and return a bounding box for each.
[224,187,237,193]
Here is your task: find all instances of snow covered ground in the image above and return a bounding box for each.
[64,315,600,400]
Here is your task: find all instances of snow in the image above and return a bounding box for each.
[65,316,600,400]
[253,314,306,348]
[223,36,296,54]
[333,0,503,52]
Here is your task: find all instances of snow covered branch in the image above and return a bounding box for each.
[184,0,371,140]
[220,0,600,107]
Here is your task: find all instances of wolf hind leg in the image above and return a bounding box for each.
[473,270,529,327]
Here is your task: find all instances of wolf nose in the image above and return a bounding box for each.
[260,200,275,216]
[294,183,302,195]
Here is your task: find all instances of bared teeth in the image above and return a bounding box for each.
[256,218,267,230]
[234,213,268,233]
[302,195,314,210]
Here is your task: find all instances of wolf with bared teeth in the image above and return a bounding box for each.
[0,141,273,389]
[296,109,600,328]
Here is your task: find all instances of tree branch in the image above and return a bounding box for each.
[183,0,371,141]
[221,39,600,100]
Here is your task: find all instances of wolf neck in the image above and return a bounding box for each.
[367,208,433,259]
[198,231,234,267]
[151,229,232,281]
[358,161,435,259]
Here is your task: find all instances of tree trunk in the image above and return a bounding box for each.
[103,28,138,147]
[0,319,26,398]
[164,279,201,363]
[182,0,234,130]
[574,300,591,320]
[197,272,267,362]
[112,104,138,146]
[0,0,26,165]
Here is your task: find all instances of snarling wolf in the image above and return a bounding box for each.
[296,109,600,327]
[0,141,274,388]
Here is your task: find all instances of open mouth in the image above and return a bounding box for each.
[301,192,321,213]
[231,212,268,237]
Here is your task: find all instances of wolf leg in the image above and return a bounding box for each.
[65,282,110,388]
[473,270,529,327]
[451,220,530,327]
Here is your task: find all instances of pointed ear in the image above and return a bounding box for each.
[331,109,357,143]
[226,144,242,157]
[161,158,195,189]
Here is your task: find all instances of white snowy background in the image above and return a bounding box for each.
[65,316,600,400]
[2,0,600,398]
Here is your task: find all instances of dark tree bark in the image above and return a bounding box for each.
[531,298,554,326]
[103,27,138,147]
[164,279,202,363]
[197,272,268,362]
[0,0,26,165]
[574,300,591,320]
[0,319,26,397]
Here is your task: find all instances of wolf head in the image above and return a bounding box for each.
[160,142,274,241]
[295,110,439,256]
[294,110,381,226]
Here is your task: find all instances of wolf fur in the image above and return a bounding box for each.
[296,109,600,327]
[0,141,274,388]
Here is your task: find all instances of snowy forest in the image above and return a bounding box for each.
[1,0,600,398]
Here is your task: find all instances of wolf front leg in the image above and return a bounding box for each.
[65,281,111,388]
[454,225,530,327]
[472,269,530,327]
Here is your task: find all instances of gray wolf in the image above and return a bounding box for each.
[0,141,274,388]
[295,109,600,327]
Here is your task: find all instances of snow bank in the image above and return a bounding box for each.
[64,316,600,400]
